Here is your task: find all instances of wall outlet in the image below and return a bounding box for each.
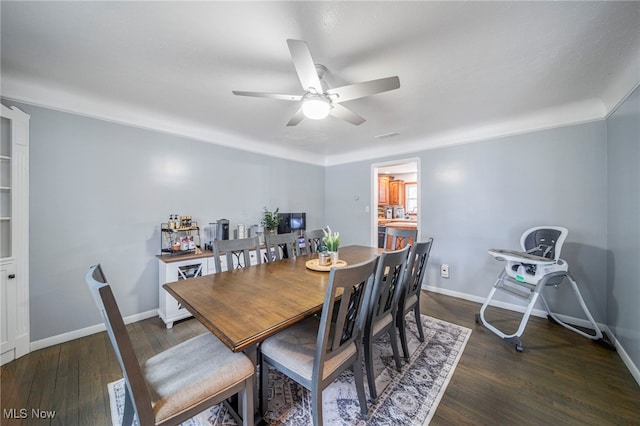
[441,264,450,278]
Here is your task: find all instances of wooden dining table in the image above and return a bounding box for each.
[163,245,381,354]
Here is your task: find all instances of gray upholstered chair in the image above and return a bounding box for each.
[303,228,325,254]
[264,231,300,261]
[85,264,254,426]
[260,256,379,426]
[212,236,261,272]
[384,227,417,250]
[396,238,433,359]
[362,245,410,400]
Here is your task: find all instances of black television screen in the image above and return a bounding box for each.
[278,212,306,234]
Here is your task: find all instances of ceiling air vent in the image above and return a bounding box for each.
[374,132,400,139]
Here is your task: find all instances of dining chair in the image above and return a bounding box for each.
[362,244,410,400]
[396,238,433,360]
[264,231,300,261]
[303,228,325,254]
[85,264,255,426]
[212,236,261,272]
[260,256,379,426]
[384,227,417,250]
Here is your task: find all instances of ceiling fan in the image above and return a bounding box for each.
[232,39,400,126]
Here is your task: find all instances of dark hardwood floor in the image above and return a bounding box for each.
[1,291,639,425]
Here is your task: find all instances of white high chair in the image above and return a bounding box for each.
[476,226,613,352]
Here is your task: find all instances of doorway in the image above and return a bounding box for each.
[371,158,420,247]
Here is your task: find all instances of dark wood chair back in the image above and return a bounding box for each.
[367,245,410,327]
[316,256,379,367]
[212,236,261,272]
[396,238,433,359]
[403,238,433,303]
[362,245,409,399]
[303,229,325,254]
[264,232,301,261]
[384,227,417,250]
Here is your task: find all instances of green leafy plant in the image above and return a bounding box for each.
[322,226,340,252]
[261,206,280,231]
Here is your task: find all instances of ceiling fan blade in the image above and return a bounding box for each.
[286,106,305,126]
[286,39,323,93]
[329,103,366,126]
[327,76,400,103]
[232,91,302,101]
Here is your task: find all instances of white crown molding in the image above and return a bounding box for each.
[324,98,607,166]
[1,77,325,166]
[4,75,635,168]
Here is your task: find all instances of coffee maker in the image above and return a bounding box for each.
[216,219,229,240]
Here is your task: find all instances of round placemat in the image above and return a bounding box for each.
[305,259,348,272]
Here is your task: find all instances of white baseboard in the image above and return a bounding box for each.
[600,324,640,386]
[423,285,640,387]
[30,309,159,352]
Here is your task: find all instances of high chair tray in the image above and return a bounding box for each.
[488,249,555,264]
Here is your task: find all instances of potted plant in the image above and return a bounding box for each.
[261,206,280,234]
[322,226,340,263]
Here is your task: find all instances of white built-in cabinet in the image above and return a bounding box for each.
[1,104,30,366]
[158,248,268,329]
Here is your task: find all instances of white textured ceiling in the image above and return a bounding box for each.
[2,1,639,166]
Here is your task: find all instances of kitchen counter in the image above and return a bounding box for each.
[385,221,417,229]
[378,218,417,225]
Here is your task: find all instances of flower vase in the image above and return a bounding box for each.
[329,251,339,264]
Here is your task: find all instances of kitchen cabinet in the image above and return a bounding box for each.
[378,176,390,205]
[389,179,405,206]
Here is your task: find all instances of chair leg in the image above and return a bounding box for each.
[260,359,269,417]
[352,356,369,419]
[363,336,377,400]
[413,304,425,342]
[241,376,254,426]
[311,383,323,426]
[388,327,402,371]
[398,313,410,360]
[122,386,135,426]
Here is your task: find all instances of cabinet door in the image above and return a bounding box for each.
[0,262,17,365]
[389,180,405,205]
[378,176,390,205]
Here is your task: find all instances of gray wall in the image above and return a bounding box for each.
[327,122,609,322]
[4,100,325,341]
[606,86,640,369]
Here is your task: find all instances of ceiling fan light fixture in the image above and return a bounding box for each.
[302,96,331,120]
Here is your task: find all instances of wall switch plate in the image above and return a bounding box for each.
[441,264,450,278]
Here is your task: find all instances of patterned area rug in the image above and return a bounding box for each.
[108,315,471,425]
